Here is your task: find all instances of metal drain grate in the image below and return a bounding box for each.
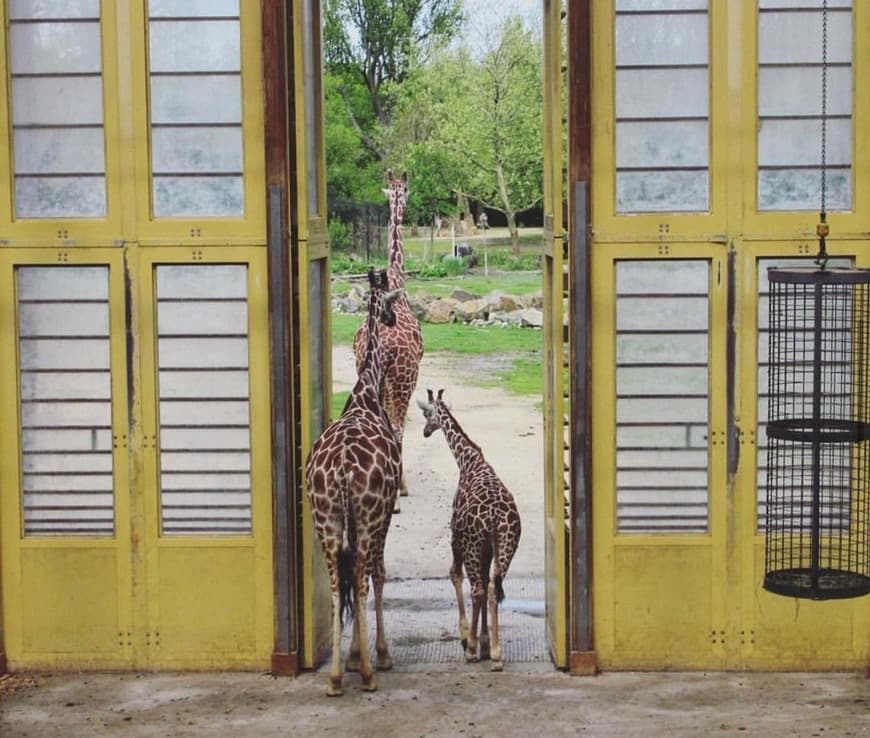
[336,577,549,668]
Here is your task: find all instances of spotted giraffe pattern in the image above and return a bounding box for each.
[354,171,424,505]
[306,268,403,696]
[417,388,521,671]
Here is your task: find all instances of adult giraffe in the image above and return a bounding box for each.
[353,170,423,510]
[306,268,403,696]
[417,388,522,671]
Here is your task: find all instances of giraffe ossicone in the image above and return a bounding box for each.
[306,267,402,696]
[417,388,522,671]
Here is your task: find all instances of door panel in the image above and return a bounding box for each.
[0,252,133,670]
[138,250,273,669]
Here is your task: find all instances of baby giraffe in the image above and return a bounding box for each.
[417,388,521,671]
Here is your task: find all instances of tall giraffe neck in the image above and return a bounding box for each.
[388,198,406,289]
[436,404,482,473]
[354,293,386,404]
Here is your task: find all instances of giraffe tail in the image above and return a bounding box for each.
[493,574,505,604]
[338,544,355,626]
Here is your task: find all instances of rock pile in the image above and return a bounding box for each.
[332,282,545,328]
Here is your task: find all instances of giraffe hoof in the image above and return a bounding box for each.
[490,660,504,672]
[361,675,378,692]
[377,652,393,671]
[400,488,409,497]
[326,678,343,697]
[465,651,479,663]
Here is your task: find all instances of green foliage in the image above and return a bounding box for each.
[327,218,353,251]
[485,251,541,271]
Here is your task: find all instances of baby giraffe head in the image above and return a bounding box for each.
[417,388,445,438]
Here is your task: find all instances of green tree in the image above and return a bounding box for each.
[323,0,465,163]
[397,17,543,253]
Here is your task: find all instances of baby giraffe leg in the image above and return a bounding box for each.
[488,580,503,671]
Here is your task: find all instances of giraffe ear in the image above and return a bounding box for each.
[416,399,429,412]
[386,168,393,181]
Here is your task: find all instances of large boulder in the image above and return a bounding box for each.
[425,298,458,324]
[451,286,481,302]
[455,298,489,322]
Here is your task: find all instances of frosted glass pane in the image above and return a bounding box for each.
[11,78,103,126]
[16,178,106,218]
[616,69,707,118]
[156,264,247,298]
[152,128,242,173]
[20,302,109,336]
[759,0,850,7]
[9,0,99,18]
[617,260,709,293]
[617,171,709,213]
[758,170,851,211]
[616,296,708,329]
[758,67,852,117]
[758,11,851,64]
[618,0,706,8]
[150,76,241,124]
[759,119,851,166]
[9,22,102,74]
[150,0,239,15]
[157,303,247,334]
[616,13,707,66]
[617,121,707,168]
[14,129,105,174]
[149,20,240,72]
[152,176,243,217]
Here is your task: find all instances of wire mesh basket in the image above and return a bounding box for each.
[763,266,870,600]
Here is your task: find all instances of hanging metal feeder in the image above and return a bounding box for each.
[763,265,870,599]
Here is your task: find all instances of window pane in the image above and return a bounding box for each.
[614,4,710,214]
[155,265,252,535]
[18,266,114,537]
[8,10,106,218]
[757,3,853,211]
[148,5,244,218]
[615,260,710,533]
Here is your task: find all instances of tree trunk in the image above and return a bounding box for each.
[494,163,520,255]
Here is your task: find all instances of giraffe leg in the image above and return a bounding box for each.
[372,570,392,670]
[327,590,344,696]
[450,557,470,652]
[478,578,491,661]
[346,610,361,672]
[355,572,377,692]
[467,584,484,663]
[488,580,503,671]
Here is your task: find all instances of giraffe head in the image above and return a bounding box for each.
[366,267,403,328]
[383,170,409,218]
[417,387,445,438]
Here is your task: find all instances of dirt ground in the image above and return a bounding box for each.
[1,348,868,737]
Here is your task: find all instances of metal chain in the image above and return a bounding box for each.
[820,0,828,216]
[816,0,829,269]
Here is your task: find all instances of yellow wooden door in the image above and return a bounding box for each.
[0,1,274,670]
[541,0,569,668]
[585,0,869,670]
